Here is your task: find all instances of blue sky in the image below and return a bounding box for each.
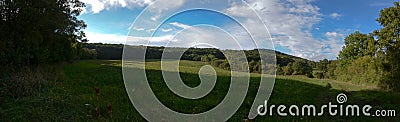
[78,0,397,60]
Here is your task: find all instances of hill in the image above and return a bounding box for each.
[80,43,315,76]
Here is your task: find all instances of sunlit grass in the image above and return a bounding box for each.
[1,60,398,121]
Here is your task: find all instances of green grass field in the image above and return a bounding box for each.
[1,60,399,121]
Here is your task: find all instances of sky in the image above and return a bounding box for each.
[77,0,397,60]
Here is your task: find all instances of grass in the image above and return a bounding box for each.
[1,60,399,121]
[276,75,380,91]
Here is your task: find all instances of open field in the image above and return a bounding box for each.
[1,60,399,121]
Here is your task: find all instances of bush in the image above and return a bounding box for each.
[211,60,224,67]
[335,56,381,85]
[313,71,324,79]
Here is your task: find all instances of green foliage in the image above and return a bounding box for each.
[337,31,376,67]
[314,59,337,79]
[0,64,61,99]
[336,56,381,85]
[373,2,400,91]
[200,54,216,62]
[210,60,224,67]
[313,71,324,79]
[335,31,380,86]
[82,43,315,76]
[276,65,284,75]
[88,43,123,60]
[325,60,337,79]
[292,60,312,75]
[283,63,293,75]
[79,48,97,59]
[0,0,87,66]
[4,60,398,121]
[334,2,400,91]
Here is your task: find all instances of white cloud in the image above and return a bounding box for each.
[85,31,127,44]
[161,29,173,32]
[225,0,328,60]
[325,32,344,37]
[322,31,345,59]
[288,3,320,15]
[329,13,341,19]
[80,0,105,13]
[158,25,247,49]
[133,27,145,31]
[80,0,156,13]
[145,0,185,21]
[81,0,345,60]
[85,31,174,45]
[127,35,175,43]
[146,28,156,33]
[169,22,192,29]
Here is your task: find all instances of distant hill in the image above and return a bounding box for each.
[80,43,315,76]
[82,43,313,64]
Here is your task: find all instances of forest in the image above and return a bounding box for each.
[79,43,314,76]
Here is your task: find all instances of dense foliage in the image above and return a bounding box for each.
[82,43,314,76]
[0,0,87,66]
[330,2,400,91]
[0,0,87,104]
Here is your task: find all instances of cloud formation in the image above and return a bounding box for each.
[85,31,175,45]
[225,0,344,60]
[325,32,344,38]
[80,0,155,13]
[329,13,341,19]
[81,0,345,60]
[169,22,192,29]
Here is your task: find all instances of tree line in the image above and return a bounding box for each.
[0,0,87,67]
[0,0,87,99]
[80,43,315,76]
[314,2,400,91]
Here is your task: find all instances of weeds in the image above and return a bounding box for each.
[85,87,113,121]
[0,64,61,100]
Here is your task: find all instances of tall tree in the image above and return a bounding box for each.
[374,2,400,91]
[0,0,86,66]
[335,2,400,91]
[337,31,375,67]
[291,60,312,76]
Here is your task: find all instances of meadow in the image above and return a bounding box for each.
[1,60,399,121]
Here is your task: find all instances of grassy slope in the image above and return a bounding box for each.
[1,60,399,121]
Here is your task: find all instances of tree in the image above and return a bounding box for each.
[373,2,400,91]
[0,0,87,66]
[325,60,337,79]
[283,62,293,75]
[200,54,216,62]
[276,64,284,75]
[317,59,328,72]
[337,31,375,67]
[291,60,312,76]
[334,2,400,91]
[314,59,328,79]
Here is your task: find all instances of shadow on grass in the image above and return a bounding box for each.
[2,60,398,121]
